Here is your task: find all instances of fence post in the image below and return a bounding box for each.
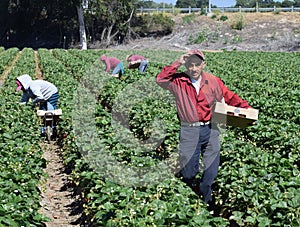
[256,2,259,12]
[274,6,276,12]
[239,6,241,13]
[292,6,294,12]
[63,36,66,49]
[189,6,191,14]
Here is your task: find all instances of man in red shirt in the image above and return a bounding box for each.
[126,54,149,72]
[156,49,251,209]
[100,55,124,78]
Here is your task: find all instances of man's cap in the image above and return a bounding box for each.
[188,49,205,61]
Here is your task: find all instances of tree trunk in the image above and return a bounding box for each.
[106,24,119,47]
[123,9,134,42]
[77,4,87,50]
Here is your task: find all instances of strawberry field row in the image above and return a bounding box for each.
[0,47,19,76]
[0,48,49,226]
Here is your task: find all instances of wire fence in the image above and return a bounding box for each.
[138,6,300,14]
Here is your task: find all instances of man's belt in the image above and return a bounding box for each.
[181,121,211,127]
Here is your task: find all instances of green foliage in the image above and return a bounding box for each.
[231,13,245,30]
[176,0,197,8]
[176,0,209,8]
[188,32,207,44]
[86,0,138,44]
[0,48,49,225]
[232,35,243,43]
[281,0,294,7]
[137,0,173,9]
[294,29,300,34]
[182,13,197,24]
[0,0,79,48]
[219,15,228,21]
[235,0,281,7]
[187,26,221,44]
[132,13,175,37]
[0,0,141,48]
[295,0,300,7]
[0,47,19,75]
[211,14,217,19]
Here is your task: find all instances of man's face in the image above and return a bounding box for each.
[184,55,205,80]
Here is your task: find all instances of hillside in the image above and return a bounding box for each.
[112,12,300,52]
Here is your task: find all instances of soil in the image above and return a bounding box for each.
[39,142,83,226]
[112,12,300,52]
[34,54,84,226]
[34,51,43,79]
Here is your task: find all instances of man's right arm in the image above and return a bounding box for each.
[156,51,192,88]
[156,61,182,89]
[105,60,111,72]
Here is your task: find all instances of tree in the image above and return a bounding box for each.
[138,0,161,8]
[196,0,209,8]
[0,0,80,48]
[84,0,138,47]
[258,0,276,7]
[0,0,143,48]
[176,0,197,8]
[77,3,87,50]
[281,0,294,7]
[64,0,87,49]
[294,0,300,7]
[235,0,249,7]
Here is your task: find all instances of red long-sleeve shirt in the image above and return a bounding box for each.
[156,61,251,123]
[127,55,146,62]
[100,56,121,73]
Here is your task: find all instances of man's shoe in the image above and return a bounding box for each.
[191,183,201,196]
[207,199,220,216]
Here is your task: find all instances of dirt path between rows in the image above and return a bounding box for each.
[35,52,84,226]
[39,143,82,226]
[34,51,43,79]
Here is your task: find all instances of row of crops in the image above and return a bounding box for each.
[0,47,299,226]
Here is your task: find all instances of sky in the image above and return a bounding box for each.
[153,0,283,7]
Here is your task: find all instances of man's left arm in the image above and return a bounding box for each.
[217,78,251,108]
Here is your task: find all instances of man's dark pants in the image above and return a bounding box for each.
[179,123,220,203]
